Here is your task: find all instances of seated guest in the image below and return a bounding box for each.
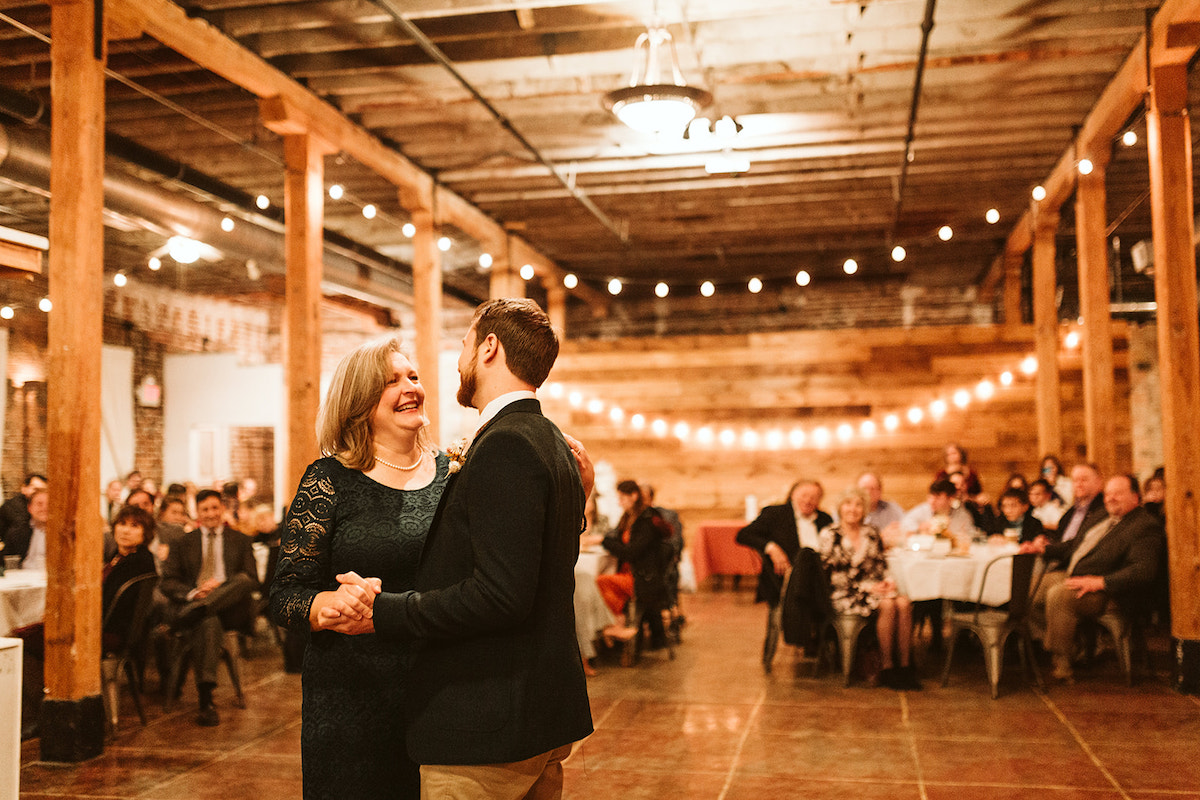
[8,488,49,570]
[857,471,904,543]
[1,474,47,564]
[1005,473,1029,493]
[950,472,996,537]
[935,442,982,496]
[1022,474,1163,683]
[993,487,1045,543]
[819,488,918,690]
[159,488,257,726]
[102,506,158,653]
[1040,454,1074,504]
[900,479,977,541]
[737,479,832,606]
[103,479,124,525]
[597,480,672,647]
[1028,478,1066,532]
[1142,472,1166,522]
[1055,463,1107,545]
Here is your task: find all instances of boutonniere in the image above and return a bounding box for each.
[445,437,470,474]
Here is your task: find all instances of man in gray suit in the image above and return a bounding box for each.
[160,488,257,725]
[1023,474,1163,682]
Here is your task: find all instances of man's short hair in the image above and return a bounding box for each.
[999,487,1029,505]
[1112,473,1141,498]
[471,298,559,388]
[195,488,222,506]
[23,473,46,486]
[929,478,956,496]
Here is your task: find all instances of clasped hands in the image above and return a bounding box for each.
[317,571,382,635]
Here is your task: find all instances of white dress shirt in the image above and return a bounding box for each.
[22,523,47,571]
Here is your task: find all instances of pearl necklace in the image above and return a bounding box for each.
[376,449,426,472]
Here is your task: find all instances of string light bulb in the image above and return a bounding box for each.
[328,184,343,200]
[651,419,668,437]
[719,429,736,447]
[765,430,784,450]
[748,277,763,293]
[564,273,579,289]
[255,194,270,210]
[975,379,995,400]
[402,223,416,237]
[953,389,971,409]
[38,297,52,312]
[586,398,603,414]
[891,245,906,262]
[655,282,669,298]
[1020,356,1038,375]
[884,414,900,431]
[1000,371,1014,386]
[700,280,715,297]
[938,225,953,241]
[843,258,858,275]
[436,237,451,252]
[796,270,811,287]
[741,429,761,448]
[609,407,625,423]
[1078,158,1094,176]
[221,217,235,232]
[362,204,377,219]
[0,306,12,320]
[673,421,691,440]
[929,399,947,418]
[836,423,853,443]
[113,272,127,287]
[697,427,715,446]
[812,427,832,448]
[608,278,623,295]
[1032,185,1047,201]
[631,413,646,430]
[788,428,807,448]
[478,253,493,269]
[907,407,924,424]
[860,420,876,438]
[148,256,162,271]
[1064,331,1080,349]
[1122,130,1138,147]
[986,208,1000,224]
[520,264,535,280]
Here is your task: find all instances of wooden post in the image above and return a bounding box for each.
[490,236,525,299]
[1147,61,1200,642]
[280,133,331,498]
[43,0,107,761]
[1002,248,1023,325]
[1073,158,1118,474]
[410,208,442,443]
[1031,212,1063,459]
[546,283,567,335]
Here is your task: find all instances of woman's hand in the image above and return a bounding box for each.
[309,571,381,633]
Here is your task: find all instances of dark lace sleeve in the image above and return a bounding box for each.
[270,458,337,632]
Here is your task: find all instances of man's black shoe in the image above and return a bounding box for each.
[172,601,207,631]
[196,703,219,727]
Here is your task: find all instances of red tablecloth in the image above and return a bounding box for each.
[691,520,761,585]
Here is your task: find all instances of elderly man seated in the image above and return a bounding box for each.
[1022,474,1164,683]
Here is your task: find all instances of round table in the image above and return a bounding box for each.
[0,569,47,635]
[575,549,616,659]
[887,542,1017,607]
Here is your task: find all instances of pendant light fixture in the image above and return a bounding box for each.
[603,24,712,136]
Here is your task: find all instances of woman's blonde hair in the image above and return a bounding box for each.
[836,486,870,518]
[316,334,434,470]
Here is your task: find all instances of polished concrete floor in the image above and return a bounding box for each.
[18,590,1200,799]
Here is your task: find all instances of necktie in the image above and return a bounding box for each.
[1060,503,1089,543]
[199,530,217,584]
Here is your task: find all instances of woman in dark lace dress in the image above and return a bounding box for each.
[270,334,448,800]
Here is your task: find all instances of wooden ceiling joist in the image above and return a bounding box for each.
[103,0,609,315]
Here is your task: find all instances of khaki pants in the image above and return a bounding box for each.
[1033,570,1111,657]
[420,743,575,800]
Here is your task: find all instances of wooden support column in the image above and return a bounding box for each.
[489,238,525,299]
[546,283,567,334]
[410,208,442,443]
[1147,61,1200,642]
[1002,248,1024,324]
[279,133,333,497]
[42,0,106,761]
[1031,212,1063,458]
[1074,157,1118,474]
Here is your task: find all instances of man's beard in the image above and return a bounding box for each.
[456,352,478,408]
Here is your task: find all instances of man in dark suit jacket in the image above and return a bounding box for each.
[337,299,593,798]
[1053,463,1108,544]
[0,473,47,563]
[159,488,256,726]
[736,480,832,605]
[1024,474,1164,682]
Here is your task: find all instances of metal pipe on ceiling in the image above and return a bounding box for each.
[891,0,937,239]
[0,119,425,311]
[371,0,630,247]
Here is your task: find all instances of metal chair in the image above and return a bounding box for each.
[814,611,873,686]
[100,573,159,732]
[161,627,246,711]
[940,552,1045,698]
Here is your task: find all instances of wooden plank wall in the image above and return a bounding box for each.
[546,323,1132,540]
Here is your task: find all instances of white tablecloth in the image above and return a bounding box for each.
[0,570,47,635]
[888,543,1016,607]
[574,549,616,659]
